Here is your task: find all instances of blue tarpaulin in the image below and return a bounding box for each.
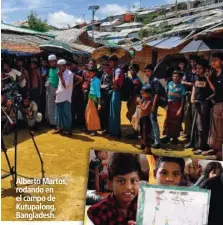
[1,49,37,56]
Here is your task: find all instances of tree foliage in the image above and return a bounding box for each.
[27,11,49,32]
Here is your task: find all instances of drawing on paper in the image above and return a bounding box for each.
[137,184,211,225]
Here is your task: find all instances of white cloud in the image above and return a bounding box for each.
[48,11,84,28]
[99,4,128,16]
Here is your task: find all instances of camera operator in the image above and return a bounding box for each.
[20,96,42,130]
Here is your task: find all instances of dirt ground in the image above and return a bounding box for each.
[1,103,204,221]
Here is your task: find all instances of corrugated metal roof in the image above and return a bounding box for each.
[1,23,54,37]
[1,33,51,45]
[1,43,41,53]
[137,9,157,16]
[70,43,95,54]
[101,19,120,26]
[88,28,141,39]
[145,36,184,49]
[115,22,143,28]
[49,27,87,43]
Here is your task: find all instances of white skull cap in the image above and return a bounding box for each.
[48,54,57,61]
[57,59,67,65]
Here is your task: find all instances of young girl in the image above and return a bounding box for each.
[137,85,153,154]
[85,67,102,136]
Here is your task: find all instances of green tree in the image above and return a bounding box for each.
[142,12,158,25]
[27,11,49,32]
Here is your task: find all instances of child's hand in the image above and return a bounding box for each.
[136,97,141,104]
[98,104,102,111]
[128,221,136,225]
[176,109,182,117]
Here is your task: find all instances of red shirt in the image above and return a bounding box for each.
[87,193,137,225]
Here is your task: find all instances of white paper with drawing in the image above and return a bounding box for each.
[137,184,211,225]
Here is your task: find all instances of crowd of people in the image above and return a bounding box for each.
[1,53,223,160]
[86,152,223,225]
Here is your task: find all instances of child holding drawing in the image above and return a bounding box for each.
[87,153,142,225]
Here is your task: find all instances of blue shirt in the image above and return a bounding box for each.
[167,81,185,102]
[90,76,101,98]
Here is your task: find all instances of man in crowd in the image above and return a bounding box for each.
[53,59,73,136]
[30,58,42,109]
[182,55,198,145]
[205,53,223,160]
[108,55,124,138]
[45,54,59,128]
[16,57,30,96]
[99,62,113,134]
[70,60,85,128]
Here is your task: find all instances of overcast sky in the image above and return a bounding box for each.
[1,0,186,28]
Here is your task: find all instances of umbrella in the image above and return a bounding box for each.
[153,54,187,79]
[180,39,223,53]
[40,39,74,54]
[92,46,132,63]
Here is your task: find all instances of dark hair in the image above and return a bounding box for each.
[102,62,110,67]
[141,84,152,94]
[144,64,154,71]
[172,70,183,77]
[156,157,185,174]
[30,58,39,64]
[94,150,103,158]
[203,162,223,178]
[108,55,119,62]
[130,64,140,73]
[108,153,142,180]
[196,59,209,69]
[189,55,199,62]
[178,58,187,64]
[72,60,79,65]
[23,95,31,101]
[212,53,223,60]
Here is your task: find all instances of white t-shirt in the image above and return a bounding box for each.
[6,69,21,81]
[55,69,74,103]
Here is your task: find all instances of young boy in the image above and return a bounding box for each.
[87,153,142,225]
[88,151,108,193]
[144,64,167,148]
[137,85,153,154]
[191,59,213,154]
[85,67,102,136]
[154,157,185,186]
[162,71,185,144]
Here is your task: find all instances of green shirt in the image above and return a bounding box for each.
[48,68,59,88]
